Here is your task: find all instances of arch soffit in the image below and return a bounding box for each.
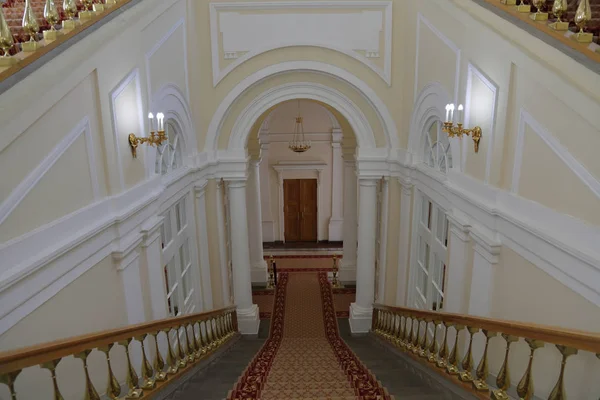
[409,83,461,168]
[259,100,342,133]
[205,61,399,152]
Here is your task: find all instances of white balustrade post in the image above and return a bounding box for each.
[227,179,260,334]
[395,180,413,306]
[247,159,268,283]
[468,228,501,317]
[216,180,232,306]
[328,129,344,241]
[349,177,378,333]
[340,159,357,281]
[258,130,275,242]
[195,182,214,310]
[444,211,471,313]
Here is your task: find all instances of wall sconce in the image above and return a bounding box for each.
[442,104,482,153]
[128,112,167,158]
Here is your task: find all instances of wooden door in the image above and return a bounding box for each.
[283,179,318,242]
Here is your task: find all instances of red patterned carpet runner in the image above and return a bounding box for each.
[228,272,393,400]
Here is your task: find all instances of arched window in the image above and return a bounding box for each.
[423,121,453,173]
[155,119,183,175]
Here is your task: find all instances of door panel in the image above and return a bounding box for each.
[284,180,301,242]
[300,179,318,241]
[283,179,318,242]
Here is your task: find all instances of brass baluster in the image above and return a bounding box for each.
[98,344,121,399]
[418,319,429,357]
[548,345,578,400]
[184,324,195,363]
[0,370,21,400]
[207,319,215,350]
[459,327,479,382]
[41,359,64,400]
[491,334,518,400]
[199,321,209,355]
[428,320,440,363]
[412,318,423,354]
[119,338,144,398]
[393,314,402,345]
[190,322,201,359]
[135,334,156,390]
[400,315,410,348]
[163,328,179,375]
[436,322,451,369]
[516,339,544,400]
[74,350,101,400]
[472,330,497,391]
[151,332,168,382]
[217,317,224,344]
[447,324,464,375]
[194,321,204,357]
[176,325,188,368]
[406,317,415,350]
[383,312,391,339]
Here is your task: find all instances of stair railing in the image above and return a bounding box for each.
[372,304,600,399]
[0,305,238,399]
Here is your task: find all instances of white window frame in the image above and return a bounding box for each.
[160,193,202,316]
[408,190,449,311]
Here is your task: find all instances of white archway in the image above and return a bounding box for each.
[204,61,399,154]
[408,83,461,170]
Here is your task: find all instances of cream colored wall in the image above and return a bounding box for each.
[0,256,129,399]
[205,179,225,308]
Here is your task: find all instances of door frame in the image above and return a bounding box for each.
[273,161,326,243]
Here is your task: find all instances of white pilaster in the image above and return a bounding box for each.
[247,160,268,283]
[113,236,146,325]
[216,180,232,306]
[468,227,501,317]
[395,180,413,306]
[376,177,389,303]
[277,171,284,242]
[258,130,275,242]
[444,211,471,314]
[349,178,378,333]
[227,179,260,334]
[341,159,357,282]
[141,216,168,319]
[195,182,214,310]
[328,129,344,241]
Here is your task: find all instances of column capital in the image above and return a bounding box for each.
[446,211,471,242]
[332,129,343,145]
[470,226,501,264]
[112,234,143,271]
[141,216,164,248]
[259,129,270,145]
[358,177,379,187]
[194,180,209,197]
[226,179,247,189]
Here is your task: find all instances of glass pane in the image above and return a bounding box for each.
[182,239,190,266]
[163,265,170,295]
[171,286,180,315]
[421,196,428,225]
[175,203,182,232]
[424,244,430,272]
[160,225,166,249]
[436,208,445,242]
[418,237,425,264]
[180,199,186,228]
[163,211,172,244]
[167,259,177,291]
[427,202,432,230]
[180,247,190,298]
[419,269,428,298]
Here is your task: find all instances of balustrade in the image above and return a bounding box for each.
[373,304,600,399]
[0,306,238,399]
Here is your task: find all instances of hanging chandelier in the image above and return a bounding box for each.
[288,101,311,153]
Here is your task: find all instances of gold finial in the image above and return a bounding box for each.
[573,0,593,42]
[530,0,549,20]
[550,0,569,30]
[0,6,16,66]
[22,0,41,52]
[62,0,78,30]
[43,0,62,42]
[80,0,95,21]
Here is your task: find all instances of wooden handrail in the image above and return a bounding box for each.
[374,303,600,353]
[0,305,236,375]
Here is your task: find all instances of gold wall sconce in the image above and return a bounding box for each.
[442,104,482,153]
[128,112,167,158]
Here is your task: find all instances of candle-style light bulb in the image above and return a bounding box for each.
[445,104,451,122]
[157,112,164,131]
[148,113,155,132]
[449,104,455,123]
[457,104,464,124]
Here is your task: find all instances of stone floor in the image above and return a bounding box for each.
[170,317,465,400]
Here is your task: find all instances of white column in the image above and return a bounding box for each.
[216,180,231,306]
[395,180,413,306]
[195,182,214,310]
[277,171,284,242]
[468,227,501,317]
[227,179,260,334]
[340,159,357,281]
[247,160,268,282]
[444,211,471,314]
[349,178,378,333]
[328,130,344,241]
[113,238,146,325]
[141,216,168,319]
[258,130,275,242]
[376,177,389,303]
